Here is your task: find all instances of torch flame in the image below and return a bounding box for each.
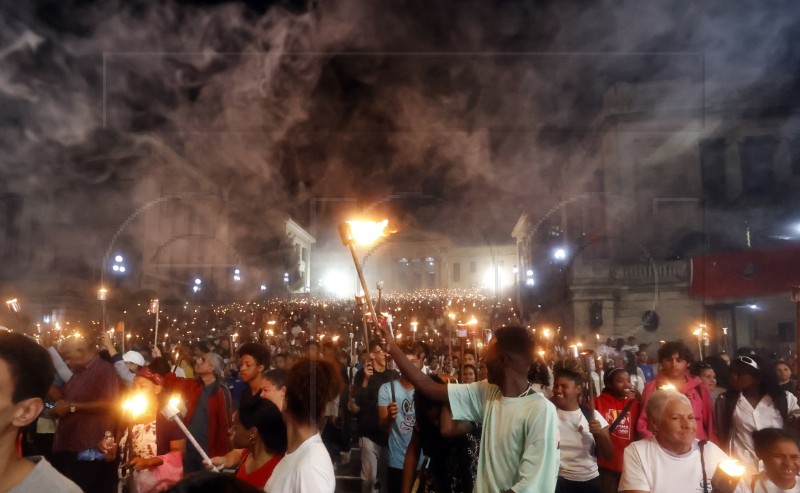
[718,460,745,478]
[168,395,181,413]
[692,328,703,337]
[659,383,677,391]
[346,219,390,245]
[123,393,149,418]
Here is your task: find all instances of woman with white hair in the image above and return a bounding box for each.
[620,390,729,493]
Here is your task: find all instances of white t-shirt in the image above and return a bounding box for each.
[557,408,608,481]
[620,437,728,493]
[730,392,800,473]
[734,474,800,493]
[448,380,560,493]
[264,433,334,493]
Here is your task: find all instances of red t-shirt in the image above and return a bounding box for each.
[594,392,640,473]
[235,449,284,489]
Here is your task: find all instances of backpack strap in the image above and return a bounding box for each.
[698,440,709,493]
[609,399,635,434]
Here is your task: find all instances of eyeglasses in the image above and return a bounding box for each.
[736,356,759,370]
[370,349,384,355]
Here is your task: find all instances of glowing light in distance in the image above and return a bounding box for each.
[553,248,567,260]
[115,255,123,263]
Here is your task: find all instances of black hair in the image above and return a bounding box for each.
[621,350,638,375]
[368,339,383,352]
[0,332,55,403]
[149,356,171,376]
[461,364,477,378]
[603,367,629,389]
[463,348,476,358]
[657,341,693,364]
[554,358,586,387]
[166,472,263,493]
[753,428,800,458]
[261,368,287,388]
[528,358,551,386]
[237,342,271,369]
[238,396,287,454]
[494,326,533,358]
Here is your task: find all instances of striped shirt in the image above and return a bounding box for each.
[53,355,119,453]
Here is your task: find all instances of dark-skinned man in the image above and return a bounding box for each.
[377,322,559,493]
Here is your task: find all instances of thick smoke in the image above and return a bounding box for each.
[0,0,798,296]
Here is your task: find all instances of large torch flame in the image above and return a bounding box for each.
[658,383,677,391]
[346,219,390,245]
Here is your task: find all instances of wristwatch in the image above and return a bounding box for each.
[69,403,76,413]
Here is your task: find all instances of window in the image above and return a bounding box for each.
[699,138,727,203]
[739,136,777,198]
[453,263,461,282]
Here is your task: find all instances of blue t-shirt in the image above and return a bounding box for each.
[377,380,416,469]
[638,363,655,382]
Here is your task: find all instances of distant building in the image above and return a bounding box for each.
[513,76,800,356]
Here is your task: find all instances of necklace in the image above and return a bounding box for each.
[517,382,535,398]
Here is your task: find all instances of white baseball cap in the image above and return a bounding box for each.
[122,351,145,367]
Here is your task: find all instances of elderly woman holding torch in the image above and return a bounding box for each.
[100,367,185,492]
[620,390,735,493]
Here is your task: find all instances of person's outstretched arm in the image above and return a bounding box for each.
[377,321,449,402]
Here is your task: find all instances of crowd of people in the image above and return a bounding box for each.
[3,289,800,493]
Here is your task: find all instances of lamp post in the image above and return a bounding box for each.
[338,220,390,345]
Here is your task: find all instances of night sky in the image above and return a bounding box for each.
[2,0,799,278]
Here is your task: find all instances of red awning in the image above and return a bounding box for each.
[690,244,800,299]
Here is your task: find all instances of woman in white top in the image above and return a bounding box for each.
[552,358,614,493]
[620,390,729,493]
[714,355,800,474]
[734,428,800,493]
[264,357,342,493]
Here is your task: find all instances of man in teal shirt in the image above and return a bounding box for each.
[378,323,559,493]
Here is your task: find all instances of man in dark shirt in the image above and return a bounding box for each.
[352,340,399,493]
[50,335,119,492]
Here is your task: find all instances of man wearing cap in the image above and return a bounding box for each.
[101,332,144,386]
[163,351,232,473]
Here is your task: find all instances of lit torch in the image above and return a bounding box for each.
[161,396,219,472]
[712,459,745,493]
[338,219,392,344]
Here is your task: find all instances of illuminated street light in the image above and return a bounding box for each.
[260,284,267,291]
[233,268,241,282]
[553,248,567,261]
[112,254,126,274]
